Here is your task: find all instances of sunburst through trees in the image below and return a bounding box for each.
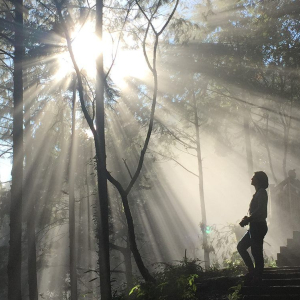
[1,0,300,299]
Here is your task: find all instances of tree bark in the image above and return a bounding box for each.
[8,0,24,298]
[24,72,38,300]
[192,88,210,269]
[124,239,133,290]
[69,80,78,300]
[282,125,290,179]
[121,193,154,282]
[243,106,253,179]
[95,0,111,298]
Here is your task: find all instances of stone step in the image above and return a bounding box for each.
[244,279,300,286]
[279,246,300,258]
[262,272,300,279]
[264,267,300,272]
[264,266,300,274]
[276,253,300,267]
[243,295,300,300]
[287,238,300,250]
[293,231,300,243]
[241,285,300,295]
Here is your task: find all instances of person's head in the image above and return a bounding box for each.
[251,171,269,189]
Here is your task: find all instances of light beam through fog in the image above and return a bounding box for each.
[1,0,300,299]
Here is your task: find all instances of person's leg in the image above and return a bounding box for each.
[250,223,268,276]
[237,231,254,272]
[250,238,264,275]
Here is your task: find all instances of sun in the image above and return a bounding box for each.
[57,21,101,78]
[72,24,102,74]
[57,21,148,84]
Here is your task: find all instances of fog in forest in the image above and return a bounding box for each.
[1,0,300,299]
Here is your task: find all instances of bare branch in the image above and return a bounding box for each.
[157,0,180,36]
[0,49,14,59]
[105,3,132,79]
[148,147,199,177]
[0,148,12,158]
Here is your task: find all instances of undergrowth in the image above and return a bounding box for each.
[113,255,247,300]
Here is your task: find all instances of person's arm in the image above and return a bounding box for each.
[239,215,249,227]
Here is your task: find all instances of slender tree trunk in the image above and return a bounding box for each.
[121,193,154,281]
[54,1,110,296]
[95,0,111,298]
[282,125,290,178]
[69,81,78,300]
[110,241,133,291]
[243,107,253,179]
[263,116,277,184]
[124,239,133,290]
[24,73,38,300]
[8,0,24,299]
[85,163,92,257]
[265,141,278,184]
[120,159,154,282]
[192,89,210,269]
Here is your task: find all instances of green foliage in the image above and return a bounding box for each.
[264,255,277,268]
[127,258,202,300]
[115,256,246,300]
[128,274,198,300]
[228,284,242,300]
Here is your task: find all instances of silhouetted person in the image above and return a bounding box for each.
[237,171,269,284]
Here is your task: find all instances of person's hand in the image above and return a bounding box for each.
[239,216,250,227]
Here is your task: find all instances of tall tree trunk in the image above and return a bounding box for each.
[282,125,290,179]
[243,107,253,179]
[24,73,38,300]
[85,162,92,253]
[54,1,111,296]
[95,0,111,298]
[124,239,133,290]
[110,241,133,291]
[253,115,278,184]
[8,0,24,299]
[69,81,78,300]
[192,89,210,269]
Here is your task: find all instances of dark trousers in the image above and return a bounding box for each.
[237,222,268,275]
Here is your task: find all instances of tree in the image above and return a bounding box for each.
[8,0,24,298]
[68,78,78,300]
[55,0,179,296]
[24,70,38,300]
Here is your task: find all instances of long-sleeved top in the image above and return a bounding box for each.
[248,188,268,223]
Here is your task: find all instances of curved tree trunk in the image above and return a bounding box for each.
[121,194,154,282]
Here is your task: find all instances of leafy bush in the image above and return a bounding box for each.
[128,258,201,300]
[112,256,246,300]
[228,284,242,300]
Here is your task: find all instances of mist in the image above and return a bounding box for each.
[1,0,300,299]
